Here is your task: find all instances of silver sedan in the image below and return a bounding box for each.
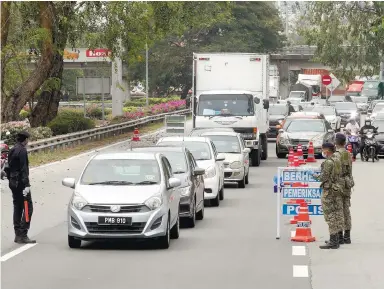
[62,152,182,249]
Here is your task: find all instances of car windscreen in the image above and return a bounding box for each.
[335,103,357,110]
[80,159,160,185]
[373,104,384,112]
[203,135,241,153]
[198,94,254,116]
[158,152,188,174]
[373,121,384,133]
[285,120,325,133]
[269,105,287,115]
[311,107,334,115]
[158,141,212,161]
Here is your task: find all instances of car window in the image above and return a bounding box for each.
[80,159,160,185]
[285,120,325,133]
[158,141,212,160]
[210,141,218,157]
[186,152,195,169]
[164,158,173,177]
[159,151,187,174]
[204,135,241,153]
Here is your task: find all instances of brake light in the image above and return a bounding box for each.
[250,58,261,62]
[199,57,210,61]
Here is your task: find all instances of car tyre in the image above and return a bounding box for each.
[219,185,224,200]
[68,235,81,249]
[275,145,286,159]
[245,172,249,184]
[211,192,220,207]
[170,212,180,239]
[261,135,268,160]
[158,217,170,249]
[186,198,196,228]
[196,202,204,220]
[251,149,261,167]
[238,174,246,188]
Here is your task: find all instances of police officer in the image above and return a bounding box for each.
[7,131,35,244]
[314,142,344,249]
[333,133,354,244]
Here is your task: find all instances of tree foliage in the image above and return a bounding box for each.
[299,1,384,82]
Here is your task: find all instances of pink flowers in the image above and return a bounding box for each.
[123,110,145,120]
[151,99,186,115]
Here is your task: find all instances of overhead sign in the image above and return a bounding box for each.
[282,204,323,215]
[326,73,341,92]
[321,75,332,86]
[282,187,322,199]
[281,169,321,183]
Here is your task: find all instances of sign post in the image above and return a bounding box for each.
[276,166,322,239]
[326,73,341,99]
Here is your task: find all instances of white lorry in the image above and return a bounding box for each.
[192,53,270,167]
[269,65,280,101]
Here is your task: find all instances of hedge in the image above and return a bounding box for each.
[47,110,95,136]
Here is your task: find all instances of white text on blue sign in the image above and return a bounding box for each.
[282,187,322,199]
[281,170,320,183]
[282,204,323,216]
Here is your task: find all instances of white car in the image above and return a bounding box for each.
[62,152,182,249]
[369,104,384,121]
[157,136,225,207]
[200,131,250,188]
[310,106,341,131]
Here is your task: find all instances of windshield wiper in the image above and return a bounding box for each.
[134,181,158,185]
[208,114,243,120]
[88,181,134,185]
[173,171,186,174]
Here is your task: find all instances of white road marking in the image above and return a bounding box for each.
[291,231,296,238]
[1,243,38,262]
[292,246,306,256]
[293,265,309,277]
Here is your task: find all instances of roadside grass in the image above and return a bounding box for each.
[28,114,192,168]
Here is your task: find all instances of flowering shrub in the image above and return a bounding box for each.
[0,121,53,145]
[150,99,186,114]
[86,104,103,119]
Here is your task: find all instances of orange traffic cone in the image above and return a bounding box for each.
[293,152,299,167]
[291,202,316,242]
[132,128,140,141]
[306,142,316,163]
[289,199,311,224]
[288,148,294,167]
[297,144,305,165]
[347,144,355,162]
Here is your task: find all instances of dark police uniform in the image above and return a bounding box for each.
[7,131,35,243]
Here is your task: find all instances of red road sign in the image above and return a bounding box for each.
[322,75,332,86]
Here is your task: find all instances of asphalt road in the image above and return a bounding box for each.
[1,123,383,289]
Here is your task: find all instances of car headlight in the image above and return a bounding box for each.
[180,186,191,197]
[204,166,216,179]
[145,196,163,210]
[230,161,242,169]
[71,193,88,211]
[279,137,290,145]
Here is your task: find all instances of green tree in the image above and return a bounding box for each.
[299,1,384,83]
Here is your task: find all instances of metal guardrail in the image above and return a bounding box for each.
[27,109,191,153]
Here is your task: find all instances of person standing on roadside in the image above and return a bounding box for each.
[7,131,36,244]
[333,133,354,244]
[313,142,344,249]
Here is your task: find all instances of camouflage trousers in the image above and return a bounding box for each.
[322,191,344,235]
[342,196,352,230]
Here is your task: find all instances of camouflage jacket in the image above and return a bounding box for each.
[334,147,354,191]
[319,155,343,194]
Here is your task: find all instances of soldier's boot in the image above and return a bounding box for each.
[324,231,344,244]
[344,230,351,244]
[319,234,339,249]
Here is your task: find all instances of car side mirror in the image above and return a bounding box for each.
[253,97,260,104]
[169,177,181,188]
[62,177,76,189]
[278,129,284,134]
[193,167,205,176]
[216,153,225,161]
[263,99,269,109]
[243,148,251,153]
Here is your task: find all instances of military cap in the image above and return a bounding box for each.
[335,133,346,142]
[322,142,335,150]
[17,131,30,138]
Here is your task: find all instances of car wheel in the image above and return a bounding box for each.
[68,235,81,249]
[196,202,204,220]
[251,149,261,167]
[219,185,224,200]
[238,174,246,188]
[186,198,196,228]
[211,192,220,207]
[170,212,180,239]
[158,216,170,249]
[276,145,287,159]
[261,135,268,160]
[245,172,249,184]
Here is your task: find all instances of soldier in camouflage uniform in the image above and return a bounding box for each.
[333,133,354,244]
[314,142,344,249]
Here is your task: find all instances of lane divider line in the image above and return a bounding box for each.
[293,265,309,277]
[292,246,306,256]
[1,243,38,262]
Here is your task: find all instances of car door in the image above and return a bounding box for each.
[162,158,179,225]
[210,141,223,188]
[188,151,204,211]
[239,135,250,174]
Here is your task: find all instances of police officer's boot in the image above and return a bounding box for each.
[319,234,340,249]
[344,230,351,244]
[324,231,344,244]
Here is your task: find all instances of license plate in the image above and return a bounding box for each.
[293,146,307,150]
[98,216,132,225]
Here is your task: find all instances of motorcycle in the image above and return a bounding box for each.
[361,131,378,162]
[346,133,360,159]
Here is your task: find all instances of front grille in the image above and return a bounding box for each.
[290,139,309,145]
[224,172,232,178]
[85,222,146,234]
[85,205,148,213]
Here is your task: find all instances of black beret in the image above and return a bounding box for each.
[322,142,335,150]
[335,133,346,141]
[17,131,30,138]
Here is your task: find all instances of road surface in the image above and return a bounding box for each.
[1,123,383,289]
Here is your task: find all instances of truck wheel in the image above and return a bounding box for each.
[261,135,268,161]
[251,149,261,167]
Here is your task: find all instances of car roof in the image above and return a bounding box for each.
[289,112,324,119]
[158,136,211,143]
[200,131,239,137]
[131,146,186,153]
[93,152,158,160]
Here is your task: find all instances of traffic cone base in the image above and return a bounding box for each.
[306,142,316,163]
[291,228,316,242]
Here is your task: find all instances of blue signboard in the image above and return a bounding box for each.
[282,187,322,199]
[282,204,323,215]
[281,169,321,183]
